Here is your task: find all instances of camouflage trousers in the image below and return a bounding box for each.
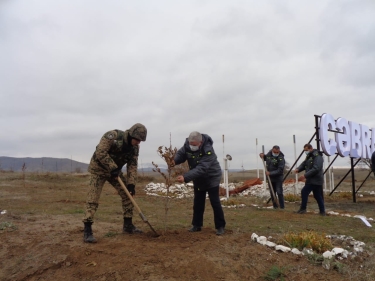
[83,173,133,223]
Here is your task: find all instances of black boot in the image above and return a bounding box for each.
[83,222,97,243]
[123,217,143,234]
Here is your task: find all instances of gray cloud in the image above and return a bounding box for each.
[1,0,375,170]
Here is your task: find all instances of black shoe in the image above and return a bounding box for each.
[123,218,143,234]
[188,226,201,232]
[216,227,225,236]
[123,224,143,234]
[83,222,97,243]
[296,209,306,214]
[319,212,326,216]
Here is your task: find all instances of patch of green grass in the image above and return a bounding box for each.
[263,265,287,281]
[332,261,345,273]
[284,193,300,202]
[104,231,118,238]
[306,253,324,265]
[0,221,18,232]
[221,198,241,206]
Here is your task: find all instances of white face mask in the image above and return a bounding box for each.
[305,151,309,155]
[189,145,199,151]
[272,153,279,157]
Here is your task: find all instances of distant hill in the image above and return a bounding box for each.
[0,157,244,173]
[0,157,89,173]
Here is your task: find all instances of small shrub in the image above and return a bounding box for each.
[282,231,332,253]
[332,261,345,273]
[221,199,241,206]
[0,221,18,232]
[263,265,287,281]
[104,231,118,238]
[284,193,300,202]
[333,192,352,199]
[306,252,324,265]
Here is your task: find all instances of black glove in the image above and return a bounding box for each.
[127,184,135,196]
[110,168,121,177]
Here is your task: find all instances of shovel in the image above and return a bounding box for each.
[261,159,279,208]
[117,177,159,237]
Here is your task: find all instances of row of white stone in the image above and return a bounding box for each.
[251,233,365,259]
[144,181,375,199]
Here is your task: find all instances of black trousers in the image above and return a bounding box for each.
[269,180,285,209]
[192,185,226,229]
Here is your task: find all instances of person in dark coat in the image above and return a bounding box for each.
[173,131,226,235]
[259,145,285,209]
[295,144,326,215]
[371,151,375,176]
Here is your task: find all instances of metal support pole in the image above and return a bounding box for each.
[315,115,323,199]
[323,154,339,174]
[356,170,373,193]
[283,133,316,181]
[329,158,361,196]
[224,158,229,199]
[262,145,266,190]
[222,135,225,184]
[323,155,327,192]
[293,135,298,195]
[256,138,259,178]
[351,157,356,203]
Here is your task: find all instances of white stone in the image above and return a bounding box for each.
[257,236,267,245]
[322,259,331,270]
[291,248,302,255]
[265,241,276,248]
[251,233,259,241]
[327,211,339,215]
[332,247,345,255]
[322,251,334,259]
[354,247,363,253]
[303,248,314,255]
[275,245,291,253]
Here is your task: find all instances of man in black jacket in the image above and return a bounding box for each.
[295,144,326,215]
[371,151,375,176]
[174,131,226,235]
[259,145,285,209]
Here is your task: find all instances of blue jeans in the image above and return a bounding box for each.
[300,184,325,213]
[192,186,226,229]
[269,180,285,209]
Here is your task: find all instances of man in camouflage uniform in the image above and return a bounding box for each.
[83,123,147,243]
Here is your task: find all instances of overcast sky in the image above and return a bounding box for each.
[1,0,375,170]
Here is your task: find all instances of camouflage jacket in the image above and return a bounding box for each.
[88,129,138,185]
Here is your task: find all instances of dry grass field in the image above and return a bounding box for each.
[1,169,375,281]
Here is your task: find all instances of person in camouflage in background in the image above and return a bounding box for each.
[82,123,147,243]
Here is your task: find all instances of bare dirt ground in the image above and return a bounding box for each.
[1,171,375,281]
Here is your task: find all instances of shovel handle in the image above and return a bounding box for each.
[117,177,144,219]
[261,158,278,207]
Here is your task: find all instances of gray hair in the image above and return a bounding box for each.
[188,131,202,142]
